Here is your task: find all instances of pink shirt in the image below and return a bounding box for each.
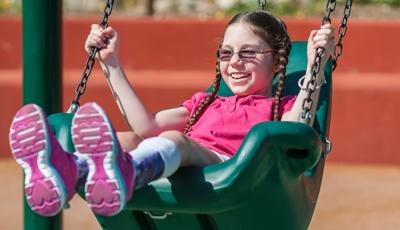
[182,92,297,158]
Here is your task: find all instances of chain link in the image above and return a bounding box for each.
[332,0,352,71]
[258,0,267,10]
[68,0,115,114]
[322,0,336,25]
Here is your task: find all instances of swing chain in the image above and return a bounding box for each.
[258,0,267,10]
[332,0,352,71]
[69,0,115,114]
[300,0,336,124]
[300,0,352,124]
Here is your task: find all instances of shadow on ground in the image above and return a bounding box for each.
[1,159,400,229]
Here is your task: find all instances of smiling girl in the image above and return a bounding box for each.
[9,10,334,217]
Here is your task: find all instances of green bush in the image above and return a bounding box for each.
[0,0,21,14]
[223,0,327,17]
[358,0,400,6]
[223,0,400,17]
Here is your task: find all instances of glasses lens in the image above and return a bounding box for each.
[239,50,257,59]
[218,49,232,61]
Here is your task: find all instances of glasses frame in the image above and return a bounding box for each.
[217,49,274,62]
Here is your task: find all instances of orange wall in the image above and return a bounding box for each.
[1,17,400,165]
[2,17,400,72]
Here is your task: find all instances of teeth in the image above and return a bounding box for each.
[230,73,249,79]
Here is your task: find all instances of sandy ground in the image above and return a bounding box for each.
[1,158,400,230]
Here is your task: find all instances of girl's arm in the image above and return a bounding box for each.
[101,64,189,138]
[282,23,334,126]
[85,25,189,138]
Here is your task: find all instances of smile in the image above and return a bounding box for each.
[229,72,251,79]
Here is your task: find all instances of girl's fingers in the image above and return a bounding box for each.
[313,26,334,47]
[90,25,103,35]
[317,25,334,40]
[91,33,104,43]
[316,29,333,37]
[315,27,333,35]
[313,41,334,55]
[89,34,106,47]
[308,30,318,44]
[103,27,115,35]
[321,23,334,32]
[312,40,328,49]
[90,29,104,38]
[85,36,106,53]
[91,24,100,30]
[313,34,330,43]
[90,25,114,39]
[90,27,115,42]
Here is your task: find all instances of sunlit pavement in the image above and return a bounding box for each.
[2,158,399,229]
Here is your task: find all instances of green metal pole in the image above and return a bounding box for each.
[22,0,63,229]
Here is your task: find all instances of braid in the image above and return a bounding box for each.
[272,47,289,121]
[184,59,222,134]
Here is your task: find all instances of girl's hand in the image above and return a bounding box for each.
[84,24,120,66]
[307,23,335,72]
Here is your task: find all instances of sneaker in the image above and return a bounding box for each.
[72,102,134,216]
[9,104,78,216]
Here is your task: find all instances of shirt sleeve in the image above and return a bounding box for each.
[181,92,210,115]
[279,95,297,116]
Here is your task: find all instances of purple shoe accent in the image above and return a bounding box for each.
[72,103,134,217]
[133,152,165,189]
[9,104,78,216]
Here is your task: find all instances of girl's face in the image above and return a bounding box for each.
[220,23,278,97]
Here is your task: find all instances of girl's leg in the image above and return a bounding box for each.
[116,131,143,152]
[128,131,226,189]
[9,104,79,216]
[71,102,228,216]
[159,130,226,167]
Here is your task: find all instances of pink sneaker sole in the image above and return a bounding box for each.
[9,104,66,216]
[72,103,127,216]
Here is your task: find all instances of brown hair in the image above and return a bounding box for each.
[184,10,291,134]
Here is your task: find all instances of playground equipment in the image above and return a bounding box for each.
[21,0,352,229]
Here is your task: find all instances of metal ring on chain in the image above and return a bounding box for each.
[258,0,267,10]
[323,138,332,158]
[298,76,325,91]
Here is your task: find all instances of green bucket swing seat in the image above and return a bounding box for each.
[42,41,331,230]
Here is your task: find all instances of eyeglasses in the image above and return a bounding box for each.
[217,49,273,62]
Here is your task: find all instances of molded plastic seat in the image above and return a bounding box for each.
[43,41,331,230]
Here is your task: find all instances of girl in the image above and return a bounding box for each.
[9,11,334,217]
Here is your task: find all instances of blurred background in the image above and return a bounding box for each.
[1,0,400,18]
[1,0,400,229]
